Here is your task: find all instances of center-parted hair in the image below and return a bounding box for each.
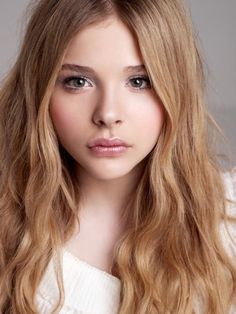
[0,0,236,313]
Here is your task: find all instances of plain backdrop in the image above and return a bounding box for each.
[0,0,235,166]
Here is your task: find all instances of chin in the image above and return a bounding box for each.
[91,169,133,181]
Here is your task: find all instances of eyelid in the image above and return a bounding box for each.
[58,72,149,81]
[57,74,95,86]
[126,74,150,82]
[65,75,92,85]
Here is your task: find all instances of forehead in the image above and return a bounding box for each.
[63,16,143,67]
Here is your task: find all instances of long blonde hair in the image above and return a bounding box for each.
[0,0,236,313]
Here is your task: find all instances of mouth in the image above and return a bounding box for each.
[88,144,130,157]
[88,137,131,148]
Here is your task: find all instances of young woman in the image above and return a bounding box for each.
[0,0,236,313]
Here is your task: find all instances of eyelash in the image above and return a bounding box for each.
[60,75,151,92]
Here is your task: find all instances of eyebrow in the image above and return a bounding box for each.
[60,63,147,75]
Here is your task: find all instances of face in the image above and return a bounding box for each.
[50,16,164,182]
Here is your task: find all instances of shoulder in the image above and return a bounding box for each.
[221,166,236,207]
[219,166,236,257]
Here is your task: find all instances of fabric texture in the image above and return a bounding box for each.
[36,248,121,314]
[220,167,236,258]
[35,168,236,314]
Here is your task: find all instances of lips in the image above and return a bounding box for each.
[88,137,130,148]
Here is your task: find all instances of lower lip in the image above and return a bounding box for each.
[89,145,129,157]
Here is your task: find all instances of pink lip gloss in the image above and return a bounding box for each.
[89,145,128,157]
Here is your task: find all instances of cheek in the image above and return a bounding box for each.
[49,91,92,131]
[49,94,82,143]
[132,99,165,158]
[134,99,165,137]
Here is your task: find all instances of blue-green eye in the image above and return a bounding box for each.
[129,76,151,90]
[63,76,91,89]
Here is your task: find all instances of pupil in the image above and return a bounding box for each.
[134,78,141,87]
[76,78,84,86]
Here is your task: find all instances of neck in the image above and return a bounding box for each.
[76,161,145,221]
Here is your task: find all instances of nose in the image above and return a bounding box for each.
[92,89,123,128]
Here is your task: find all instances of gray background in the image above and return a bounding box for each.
[0,0,235,167]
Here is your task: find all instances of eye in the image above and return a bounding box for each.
[129,76,151,90]
[62,76,92,90]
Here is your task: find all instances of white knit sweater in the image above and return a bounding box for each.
[35,248,121,314]
[35,168,236,314]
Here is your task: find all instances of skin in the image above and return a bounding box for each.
[49,15,164,272]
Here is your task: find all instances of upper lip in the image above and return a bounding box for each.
[88,137,131,148]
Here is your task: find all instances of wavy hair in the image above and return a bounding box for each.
[0,0,236,313]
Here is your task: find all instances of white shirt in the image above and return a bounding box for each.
[35,168,236,314]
